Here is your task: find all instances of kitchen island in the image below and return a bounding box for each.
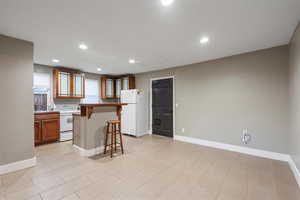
[73,103,127,156]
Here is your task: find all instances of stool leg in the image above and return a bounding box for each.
[114,124,117,151]
[110,123,114,158]
[104,123,109,154]
[118,123,124,154]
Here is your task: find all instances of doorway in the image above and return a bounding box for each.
[151,77,174,138]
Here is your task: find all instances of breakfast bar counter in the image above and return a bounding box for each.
[73,103,127,156]
[79,103,127,119]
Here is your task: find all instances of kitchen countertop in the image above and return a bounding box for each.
[79,103,127,106]
[79,103,127,119]
[35,110,80,114]
[34,105,126,117]
[34,111,60,115]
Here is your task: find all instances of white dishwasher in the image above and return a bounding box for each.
[60,111,77,142]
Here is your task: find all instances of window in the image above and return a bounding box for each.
[33,72,51,111]
[34,94,48,111]
[82,79,100,103]
[33,72,51,89]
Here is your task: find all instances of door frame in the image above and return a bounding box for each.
[150,76,175,138]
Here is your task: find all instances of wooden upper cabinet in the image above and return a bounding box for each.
[53,69,85,99]
[115,79,122,98]
[122,76,135,90]
[101,77,115,99]
[101,75,135,99]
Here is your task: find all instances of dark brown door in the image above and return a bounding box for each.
[42,119,60,143]
[152,78,173,137]
[34,120,42,145]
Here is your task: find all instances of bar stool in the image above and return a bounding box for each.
[104,120,124,158]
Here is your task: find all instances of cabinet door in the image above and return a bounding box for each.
[34,120,42,145]
[73,73,85,98]
[42,119,60,143]
[122,77,135,90]
[58,71,71,97]
[115,79,122,98]
[128,76,136,89]
[122,77,129,90]
[105,78,114,98]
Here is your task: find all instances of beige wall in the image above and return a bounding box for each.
[136,45,289,154]
[289,22,300,170]
[0,35,34,165]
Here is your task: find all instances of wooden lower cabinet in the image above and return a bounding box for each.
[34,112,60,146]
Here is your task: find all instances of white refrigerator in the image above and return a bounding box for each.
[121,89,148,137]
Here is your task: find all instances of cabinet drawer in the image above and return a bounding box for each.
[35,113,60,121]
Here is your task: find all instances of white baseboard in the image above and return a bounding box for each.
[0,157,36,175]
[174,135,300,187]
[73,145,104,157]
[287,156,300,187]
[174,135,290,161]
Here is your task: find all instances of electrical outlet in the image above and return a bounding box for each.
[242,128,251,144]
[181,128,185,133]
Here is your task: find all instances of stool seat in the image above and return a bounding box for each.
[104,119,124,158]
[107,120,120,124]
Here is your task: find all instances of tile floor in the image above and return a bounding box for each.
[0,135,299,200]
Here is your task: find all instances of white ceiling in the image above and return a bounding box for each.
[0,0,299,75]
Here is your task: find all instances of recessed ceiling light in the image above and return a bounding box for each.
[200,36,209,44]
[161,0,174,6]
[97,68,102,72]
[79,43,88,50]
[129,59,136,64]
[52,59,60,63]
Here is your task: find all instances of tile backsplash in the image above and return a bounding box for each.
[55,103,79,111]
